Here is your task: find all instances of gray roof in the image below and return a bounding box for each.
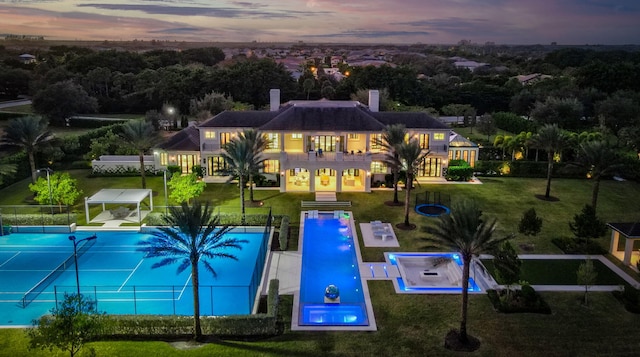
[449,133,479,147]
[607,222,640,238]
[157,125,200,151]
[198,99,446,132]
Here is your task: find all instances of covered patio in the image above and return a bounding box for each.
[607,222,640,268]
[84,189,153,224]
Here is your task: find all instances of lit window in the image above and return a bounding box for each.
[263,160,280,173]
[160,152,168,166]
[220,132,232,145]
[291,133,302,140]
[204,131,215,139]
[266,133,279,150]
[348,133,360,140]
[434,133,445,140]
[419,134,429,149]
[370,161,387,174]
[370,134,383,150]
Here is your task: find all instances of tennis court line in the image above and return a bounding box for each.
[0,252,20,268]
[177,274,192,300]
[118,258,145,292]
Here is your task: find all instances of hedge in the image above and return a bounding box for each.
[446,165,474,181]
[98,279,280,338]
[279,216,290,251]
[145,212,285,228]
[1,213,76,226]
[474,160,586,178]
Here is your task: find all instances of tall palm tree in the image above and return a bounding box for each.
[424,200,514,347]
[221,137,252,223]
[119,120,161,189]
[529,124,569,199]
[0,116,54,183]
[137,200,246,341]
[394,138,428,228]
[377,124,407,204]
[574,140,624,210]
[0,163,17,185]
[237,129,269,203]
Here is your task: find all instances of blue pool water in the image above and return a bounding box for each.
[0,229,268,326]
[388,253,481,292]
[299,213,368,326]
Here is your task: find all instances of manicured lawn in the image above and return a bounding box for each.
[483,259,628,285]
[1,173,640,355]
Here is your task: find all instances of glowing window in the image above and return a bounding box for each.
[434,133,445,140]
[204,131,215,139]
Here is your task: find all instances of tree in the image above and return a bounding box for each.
[569,204,607,241]
[0,163,17,185]
[0,116,55,183]
[476,114,497,142]
[29,172,83,212]
[493,241,521,299]
[529,124,570,199]
[303,78,315,99]
[168,173,206,204]
[530,96,584,130]
[32,80,99,126]
[27,293,106,357]
[424,200,514,349]
[118,120,161,189]
[377,124,407,204]
[395,139,428,228]
[237,129,269,203]
[221,137,252,224]
[181,47,225,66]
[189,91,235,120]
[573,140,624,210]
[577,258,597,306]
[594,91,640,137]
[518,207,543,237]
[137,200,246,341]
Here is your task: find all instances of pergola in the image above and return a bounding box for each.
[607,222,640,266]
[84,189,153,224]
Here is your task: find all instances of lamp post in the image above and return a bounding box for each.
[37,168,53,214]
[69,234,97,296]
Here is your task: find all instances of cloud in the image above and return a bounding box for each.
[302,29,432,39]
[397,17,523,37]
[149,27,204,34]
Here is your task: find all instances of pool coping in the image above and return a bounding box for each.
[291,211,377,331]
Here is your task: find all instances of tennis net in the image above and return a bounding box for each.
[21,235,97,307]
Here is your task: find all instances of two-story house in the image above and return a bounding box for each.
[154,89,452,193]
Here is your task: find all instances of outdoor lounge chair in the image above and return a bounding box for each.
[110,206,130,219]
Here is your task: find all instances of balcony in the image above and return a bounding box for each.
[284,151,373,164]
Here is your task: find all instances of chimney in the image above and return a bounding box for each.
[368,90,379,112]
[270,89,280,112]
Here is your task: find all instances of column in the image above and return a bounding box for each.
[609,231,619,255]
[309,171,316,192]
[624,238,634,265]
[336,170,343,192]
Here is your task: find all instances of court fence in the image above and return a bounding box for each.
[0,205,75,234]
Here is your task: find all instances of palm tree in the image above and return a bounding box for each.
[394,138,428,228]
[0,116,54,183]
[529,124,569,199]
[137,200,246,341]
[118,120,161,189]
[237,129,269,203]
[574,140,624,210]
[377,124,407,205]
[0,163,17,185]
[424,200,514,348]
[221,137,252,223]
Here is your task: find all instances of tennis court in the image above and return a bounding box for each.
[0,228,270,326]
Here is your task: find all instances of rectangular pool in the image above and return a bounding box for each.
[0,228,269,326]
[298,212,368,326]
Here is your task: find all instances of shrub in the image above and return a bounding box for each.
[569,204,607,240]
[445,165,474,181]
[551,237,606,254]
[2,213,76,226]
[279,216,290,251]
[613,284,640,314]
[518,207,543,236]
[486,287,551,314]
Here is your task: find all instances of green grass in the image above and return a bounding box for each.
[2,173,640,355]
[483,259,628,285]
[0,104,33,114]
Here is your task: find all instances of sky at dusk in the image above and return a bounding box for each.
[1,0,639,45]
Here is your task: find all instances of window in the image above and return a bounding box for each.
[263,159,280,173]
[348,133,360,140]
[371,161,387,174]
[207,156,227,176]
[434,132,445,140]
[204,131,215,139]
[160,152,168,166]
[266,133,279,150]
[370,134,383,150]
[419,134,429,149]
[418,158,441,177]
[343,168,360,176]
[313,136,336,152]
[291,133,302,140]
[220,132,232,146]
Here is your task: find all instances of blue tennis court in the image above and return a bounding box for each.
[0,229,269,326]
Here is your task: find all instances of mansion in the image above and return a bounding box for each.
[152,90,477,193]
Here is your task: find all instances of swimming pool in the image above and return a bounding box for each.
[0,228,270,326]
[297,212,369,327]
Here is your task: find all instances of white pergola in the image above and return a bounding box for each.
[84,189,153,223]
